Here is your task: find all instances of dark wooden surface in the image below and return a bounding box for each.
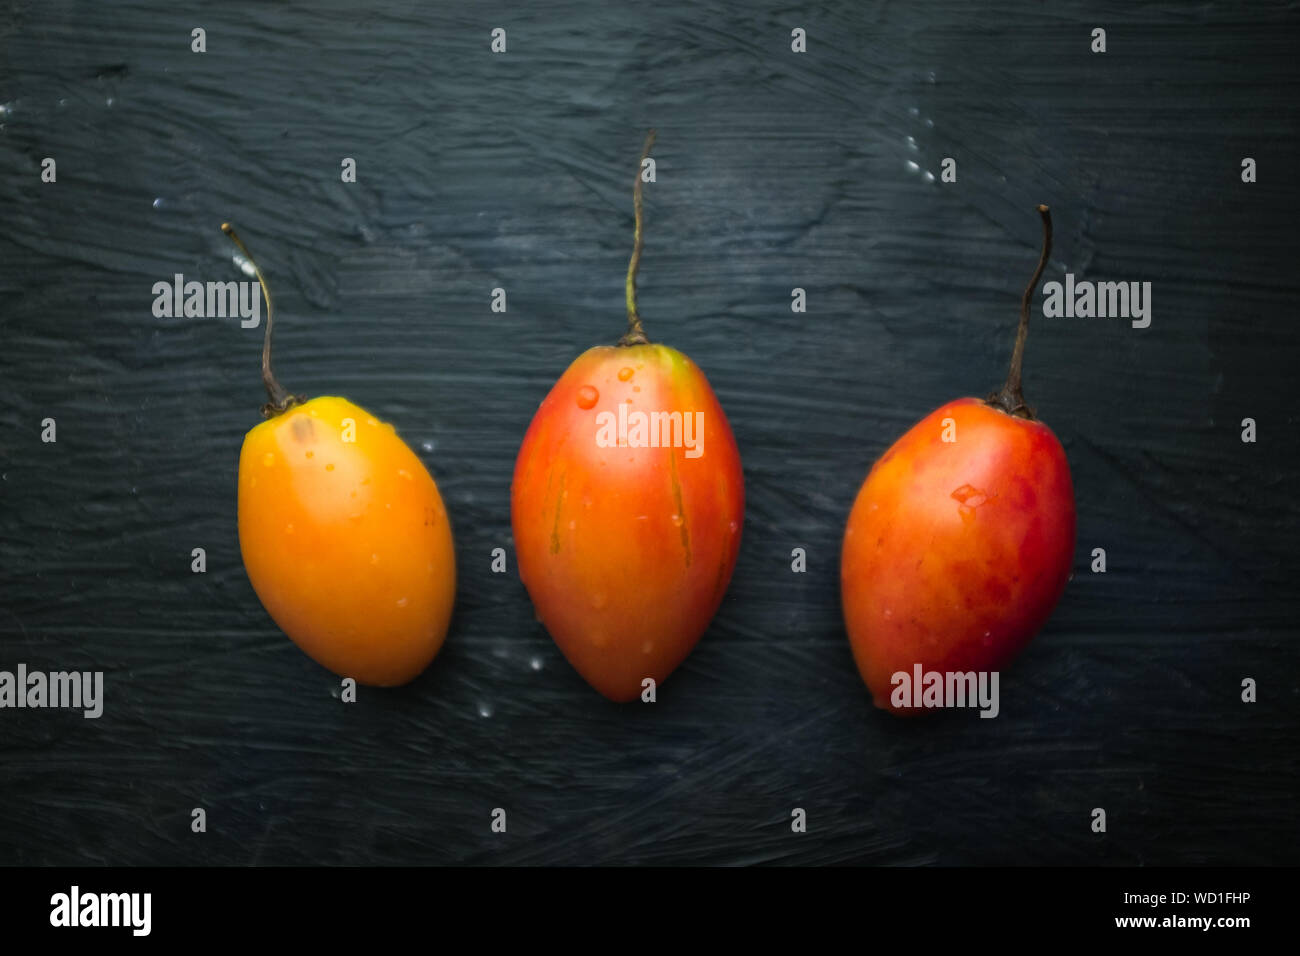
[1,1,1297,865]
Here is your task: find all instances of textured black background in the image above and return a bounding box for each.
[1,1,1297,866]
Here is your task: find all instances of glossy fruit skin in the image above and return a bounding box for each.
[841,397,1075,713]
[512,343,744,701]
[238,395,456,686]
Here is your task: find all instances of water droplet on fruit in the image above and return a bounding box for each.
[729,521,738,533]
[262,452,275,467]
[284,523,294,535]
[568,520,576,530]
[950,484,988,507]
[618,367,634,381]
[671,514,684,527]
[370,554,379,565]
[305,450,314,459]
[398,469,412,480]
[396,597,408,608]
[325,463,335,472]
[576,385,599,409]
[591,593,607,609]
[642,641,654,655]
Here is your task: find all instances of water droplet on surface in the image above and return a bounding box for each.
[262,452,275,467]
[421,441,435,452]
[325,463,335,472]
[529,657,543,671]
[305,450,314,459]
[641,641,654,655]
[152,197,163,209]
[576,385,599,409]
[617,367,634,381]
[477,701,494,718]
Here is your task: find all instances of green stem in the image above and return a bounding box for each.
[619,129,657,347]
[987,204,1052,419]
[222,223,301,417]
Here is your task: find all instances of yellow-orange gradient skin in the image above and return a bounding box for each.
[238,396,456,686]
[841,397,1075,713]
[512,343,744,701]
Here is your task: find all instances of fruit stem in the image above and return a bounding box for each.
[619,129,657,347]
[987,204,1052,419]
[221,223,302,418]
